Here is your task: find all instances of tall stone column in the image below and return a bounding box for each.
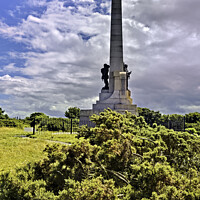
[79,0,137,127]
[109,0,124,93]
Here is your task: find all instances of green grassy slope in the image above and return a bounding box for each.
[0,127,77,172]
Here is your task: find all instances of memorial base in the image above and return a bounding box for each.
[79,72,138,127]
[79,104,138,127]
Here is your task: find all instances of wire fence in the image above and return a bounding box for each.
[160,118,185,132]
[32,118,79,134]
[148,116,186,132]
[31,116,186,134]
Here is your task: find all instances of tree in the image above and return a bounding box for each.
[138,108,186,131]
[0,107,5,116]
[186,112,200,123]
[138,107,162,125]
[29,112,49,127]
[160,114,185,131]
[65,107,80,119]
[0,107,9,119]
[29,112,49,120]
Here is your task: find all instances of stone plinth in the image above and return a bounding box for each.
[92,70,136,115]
[114,104,138,114]
[79,104,137,127]
[79,110,96,127]
[93,89,133,112]
[99,89,111,101]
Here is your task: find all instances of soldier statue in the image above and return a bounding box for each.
[124,64,132,89]
[101,64,110,89]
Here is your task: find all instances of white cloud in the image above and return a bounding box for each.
[180,105,200,114]
[0,21,24,39]
[3,63,21,72]
[0,74,25,83]
[26,0,48,7]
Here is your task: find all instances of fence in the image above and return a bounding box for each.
[148,116,186,132]
[31,115,186,134]
[160,117,185,132]
[32,118,79,134]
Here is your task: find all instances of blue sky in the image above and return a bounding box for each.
[0,0,200,118]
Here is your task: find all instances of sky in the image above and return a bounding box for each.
[0,0,200,118]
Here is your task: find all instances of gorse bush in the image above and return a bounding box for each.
[1,109,200,199]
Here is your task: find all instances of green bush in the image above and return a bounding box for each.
[186,122,200,135]
[185,128,197,135]
[1,109,200,199]
[0,119,23,129]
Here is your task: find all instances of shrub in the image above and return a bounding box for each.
[1,109,200,199]
[0,119,23,129]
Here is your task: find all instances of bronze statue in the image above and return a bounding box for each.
[124,64,132,89]
[101,64,110,89]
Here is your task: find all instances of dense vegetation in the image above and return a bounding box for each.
[24,112,79,132]
[1,106,199,134]
[0,109,79,132]
[138,107,200,134]
[1,109,200,199]
[0,108,25,129]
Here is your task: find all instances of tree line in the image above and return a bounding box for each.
[1,106,200,135]
[0,107,80,132]
[138,107,200,134]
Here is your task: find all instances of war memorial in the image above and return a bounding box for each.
[80,0,137,126]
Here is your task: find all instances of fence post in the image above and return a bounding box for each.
[183,116,186,132]
[70,118,73,134]
[62,121,65,132]
[33,118,36,135]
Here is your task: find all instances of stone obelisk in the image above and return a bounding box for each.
[79,0,137,126]
[93,0,136,111]
[109,0,124,93]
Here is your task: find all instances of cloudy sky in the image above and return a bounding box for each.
[0,0,200,118]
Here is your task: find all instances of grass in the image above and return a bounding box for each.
[0,127,78,172]
[29,131,78,143]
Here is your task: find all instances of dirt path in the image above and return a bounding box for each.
[44,139,71,145]
[16,135,71,145]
